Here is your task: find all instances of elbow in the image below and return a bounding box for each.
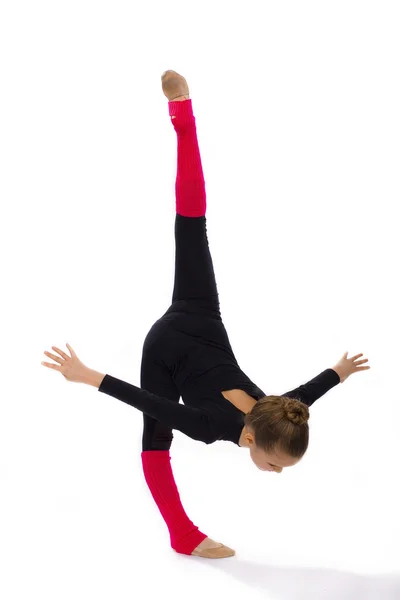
[192,429,217,445]
[193,414,219,445]
[204,428,221,445]
[192,432,216,445]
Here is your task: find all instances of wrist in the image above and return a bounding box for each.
[82,367,106,388]
[331,366,344,383]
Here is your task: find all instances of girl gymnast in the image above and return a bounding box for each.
[41,70,370,559]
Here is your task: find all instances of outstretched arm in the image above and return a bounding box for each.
[41,344,217,444]
[281,351,370,407]
[96,373,216,443]
[281,368,340,407]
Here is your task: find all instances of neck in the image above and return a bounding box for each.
[223,389,257,415]
[221,390,256,448]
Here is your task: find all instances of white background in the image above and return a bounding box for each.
[1,1,399,598]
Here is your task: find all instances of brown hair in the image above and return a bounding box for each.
[244,396,309,458]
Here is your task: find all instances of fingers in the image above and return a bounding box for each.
[52,346,70,360]
[43,344,76,363]
[350,353,363,360]
[41,361,62,372]
[41,343,77,373]
[44,351,64,365]
[66,343,76,358]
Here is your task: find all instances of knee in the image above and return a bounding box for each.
[142,432,173,452]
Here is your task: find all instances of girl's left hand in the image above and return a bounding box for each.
[333,351,370,383]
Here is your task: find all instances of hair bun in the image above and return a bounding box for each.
[283,398,309,426]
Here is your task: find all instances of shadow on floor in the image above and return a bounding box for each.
[181,556,399,600]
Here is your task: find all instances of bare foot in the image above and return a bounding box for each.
[161,70,190,118]
[191,537,235,559]
[161,70,189,101]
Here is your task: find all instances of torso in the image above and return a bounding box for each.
[221,389,257,414]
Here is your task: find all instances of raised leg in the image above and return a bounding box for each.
[169,97,206,218]
[161,71,221,316]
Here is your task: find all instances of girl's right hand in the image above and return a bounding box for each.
[41,343,89,384]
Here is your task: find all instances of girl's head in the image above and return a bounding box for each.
[241,396,310,473]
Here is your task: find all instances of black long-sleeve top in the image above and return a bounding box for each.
[98,315,340,445]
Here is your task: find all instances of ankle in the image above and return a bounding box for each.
[170,95,191,119]
[171,95,190,102]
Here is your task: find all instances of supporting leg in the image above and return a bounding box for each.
[141,352,207,555]
[141,450,207,555]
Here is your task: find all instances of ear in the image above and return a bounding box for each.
[246,432,255,445]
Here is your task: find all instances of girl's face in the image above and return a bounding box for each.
[249,441,300,473]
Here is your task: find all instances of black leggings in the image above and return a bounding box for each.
[140,214,221,451]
